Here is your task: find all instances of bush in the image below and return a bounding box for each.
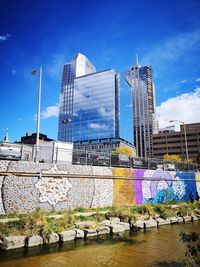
[137,204,155,218]
[179,231,200,266]
[88,212,105,222]
[74,207,86,212]
[153,204,174,219]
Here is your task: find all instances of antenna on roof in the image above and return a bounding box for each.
[136,53,139,65]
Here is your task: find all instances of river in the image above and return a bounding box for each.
[0,221,199,267]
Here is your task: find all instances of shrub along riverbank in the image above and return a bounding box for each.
[0,202,200,250]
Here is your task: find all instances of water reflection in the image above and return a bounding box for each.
[0,222,199,267]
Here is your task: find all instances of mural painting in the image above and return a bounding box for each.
[0,161,199,214]
[112,168,136,206]
[196,172,200,195]
[133,169,197,204]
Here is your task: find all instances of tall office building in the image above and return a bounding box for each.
[125,61,158,158]
[58,53,96,141]
[58,53,120,144]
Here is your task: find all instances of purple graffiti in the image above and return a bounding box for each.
[133,169,145,205]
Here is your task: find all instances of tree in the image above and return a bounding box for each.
[163,154,182,162]
[112,146,136,157]
[179,231,200,265]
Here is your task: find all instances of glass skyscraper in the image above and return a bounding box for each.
[73,70,119,141]
[125,63,158,158]
[58,53,119,143]
[58,53,96,141]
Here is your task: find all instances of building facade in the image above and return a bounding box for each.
[152,123,200,163]
[74,137,135,153]
[125,63,158,158]
[20,132,53,144]
[73,69,119,142]
[58,53,96,142]
[58,53,120,146]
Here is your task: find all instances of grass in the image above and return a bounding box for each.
[153,204,175,219]
[0,210,76,239]
[0,202,199,239]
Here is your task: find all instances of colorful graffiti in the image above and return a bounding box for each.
[112,168,135,206]
[0,161,199,214]
[133,169,197,204]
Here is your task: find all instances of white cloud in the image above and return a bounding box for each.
[89,123,108,130]
[196,78,200,82]
[12,69,16,75]
[41,105,59,119]
[181,80,187,83]
[141,30,200,70]
[99,107,114,117]
[125,104,132,108]
[46,54,67,76]
[0,34,11,42]
[157,88,200,130]
[40,105,59,119]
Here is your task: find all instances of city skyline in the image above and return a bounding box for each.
[125,64,158,157]
[1,0,200,142]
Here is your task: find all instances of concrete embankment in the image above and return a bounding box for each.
[1,215,199,250]
[0,160,199,214]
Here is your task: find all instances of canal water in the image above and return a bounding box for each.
[0,221,199,267]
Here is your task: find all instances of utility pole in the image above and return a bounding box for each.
[35,66,42,162]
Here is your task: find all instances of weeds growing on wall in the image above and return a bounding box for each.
[153,204,174,219]
[137,204,155,218]
[0,202,199,239]
[0,209,76,239]
[87,212,105,223]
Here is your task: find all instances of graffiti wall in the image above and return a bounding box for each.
[133,169,197,205]
[0,161,199,213]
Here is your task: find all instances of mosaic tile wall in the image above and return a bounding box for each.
[0,161,199,213]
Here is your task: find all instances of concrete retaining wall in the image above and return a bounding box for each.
[0,161,199,214]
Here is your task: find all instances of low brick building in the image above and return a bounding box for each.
[20,132,53,144]
[152,123,200,163]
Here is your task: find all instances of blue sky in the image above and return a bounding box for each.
[0,0,200,142]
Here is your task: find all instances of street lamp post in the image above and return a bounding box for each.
[169,120,189,162]
[34,66,42,162]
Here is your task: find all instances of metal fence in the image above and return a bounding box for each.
[0,142,199,172]
[72,149,200,172]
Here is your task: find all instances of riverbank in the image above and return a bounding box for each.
[0,202,200,250]
[0,222,199,267]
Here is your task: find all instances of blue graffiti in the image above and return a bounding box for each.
[142,172,197,204]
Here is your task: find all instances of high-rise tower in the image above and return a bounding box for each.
[58,53,96,141]
[58,53,120,143]
[125,60,158,158]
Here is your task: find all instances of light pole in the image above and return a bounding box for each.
[32,66,42,162]
[169,120,189,162]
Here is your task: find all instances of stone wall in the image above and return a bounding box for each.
[0,161,199,214]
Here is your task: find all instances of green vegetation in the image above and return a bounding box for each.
[112,146,135,157]
[0,209,76,239]
[153,204,175,219]
[179,231,200,266]
[163,154,182,162]
[104,206,134,222]
[0,202,199,240]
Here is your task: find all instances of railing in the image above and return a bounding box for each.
[0,143,199,172]
[72,150,200,172]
